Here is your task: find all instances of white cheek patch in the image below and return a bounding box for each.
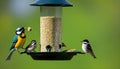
[17,31,21,35]
[31,43,34,45]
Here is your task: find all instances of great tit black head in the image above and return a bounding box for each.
[16,27,25,35]
[82,39,89,43]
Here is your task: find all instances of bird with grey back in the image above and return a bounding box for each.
[21,40,37,54]
[82,39,96,58]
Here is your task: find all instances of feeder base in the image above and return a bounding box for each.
[27,52,84,60]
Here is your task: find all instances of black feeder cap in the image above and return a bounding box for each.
[30,0,73,7]
[27,52,83,60]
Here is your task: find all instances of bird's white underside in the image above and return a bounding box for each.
[28,46,35,51]
[82,43,88,53]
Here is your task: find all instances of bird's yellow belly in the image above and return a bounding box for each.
[15,36,26,48]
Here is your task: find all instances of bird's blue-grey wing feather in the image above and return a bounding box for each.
[10,35,18,50]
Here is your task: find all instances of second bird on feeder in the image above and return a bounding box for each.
[21,40,37,54]
[81,39,96,58]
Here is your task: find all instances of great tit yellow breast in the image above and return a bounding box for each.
[15,34,26,48]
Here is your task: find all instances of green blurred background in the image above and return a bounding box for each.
[0,0,120,69]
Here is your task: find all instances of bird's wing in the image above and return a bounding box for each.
[10,35,18,50]
[87,44,93,51]
[87,44,96,58]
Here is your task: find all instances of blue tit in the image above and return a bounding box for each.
[6,27,26,60]
[21,40,37,54]
[82,39,96,58]
[46,45,52,52]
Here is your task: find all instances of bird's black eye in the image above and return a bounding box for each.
[34,42,36,45]
[84,43,87,44]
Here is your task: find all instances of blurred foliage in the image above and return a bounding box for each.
[0,0,120,69]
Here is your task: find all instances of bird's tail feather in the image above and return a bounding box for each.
[6,49,15,60]
[90,51,96,58]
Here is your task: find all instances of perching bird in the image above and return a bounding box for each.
[46,45,52,52]
[20,40,37,54]
[82,39,96,58]
[6,27,26,60]
[59,42,66,49]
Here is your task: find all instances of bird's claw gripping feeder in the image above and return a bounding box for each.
[27,0,83,60]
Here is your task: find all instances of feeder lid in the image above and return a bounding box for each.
[30,0,73,7]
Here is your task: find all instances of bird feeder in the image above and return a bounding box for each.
[27,0,83,60]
